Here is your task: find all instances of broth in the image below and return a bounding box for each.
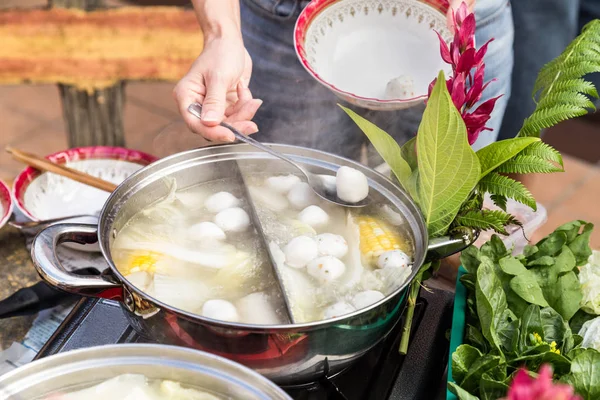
[112,174,414,325]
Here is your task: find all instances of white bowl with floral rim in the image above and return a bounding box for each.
[294,0,453,111]
[0,180,14,231]
[13,147,157,251]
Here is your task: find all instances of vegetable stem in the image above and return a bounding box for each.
[399,278,421,354]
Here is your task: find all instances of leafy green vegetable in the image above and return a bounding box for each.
[499,256,528,275]
[479,376,509,400]
[540,307,570,347]
[453,344,483,384]
[518,305,543,353]
[460,245,481,274]
[571,309,597,333]
[338,105,413,193]
[566,222,594,265]
[510,272,549,307]
[476,258,508,352]
[563,349,600,400]
[461,354,504,393]
[448,382,480,400]
[417,71,480,236]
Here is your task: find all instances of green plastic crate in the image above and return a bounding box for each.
[446,266,468,400]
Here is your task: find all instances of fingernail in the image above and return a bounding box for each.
[202,111,219,122]
[222,134,235,143]
[256,99,264,106]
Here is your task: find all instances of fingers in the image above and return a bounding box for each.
[227,98,263,124]
[201,72,230,126]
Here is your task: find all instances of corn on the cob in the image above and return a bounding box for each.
[357,216,409,265]
[120,251,161,275]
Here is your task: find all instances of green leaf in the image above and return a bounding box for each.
[339,105,412,192]
[556,220,589,242]
[518,305,543,353]
[490,194,508,211]
[566,349,600,400]
[448,382,480,400]
[499,256,528,275]
[495,155,564,174]
[540,307,569,346]
[531,263,583,321]
[479,376,509,400]
[452,344,483,384]
[476,257,508,353]
[510,271,550,307]
[476,137,540,178]
[523,245,539,258]
[541,351,573,376]
[537,231,569,257]
[478,173,536,211]
[461,245,481,274]
[460,274,477,292]
[567,222,594,266]
[400,137,418,170]
[527,256,555,267]
[554,245,577,274]
[552,272,584,321]
[480,235,509,262]
[497,309,519,353]
[519,140,564,166]
[466,325,489,354]
[416,70,480,236]
[461,354,503,393]
[520,20,600,137]
[454,210,521,235]
[570,309,597,334]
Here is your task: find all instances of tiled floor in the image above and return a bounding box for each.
[1,82,599,250]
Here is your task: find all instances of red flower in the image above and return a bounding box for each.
[503,365,581,400]
[428,1,499,145]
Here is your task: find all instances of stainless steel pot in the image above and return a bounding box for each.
[31,144,471,385]
[0,344,291,399]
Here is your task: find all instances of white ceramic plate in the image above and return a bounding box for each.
[295,0,453,110]
[13,147,157,251]
[0,180,14,231]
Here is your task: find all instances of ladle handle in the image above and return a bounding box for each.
[31,224,123,299]
[187,103,306,174]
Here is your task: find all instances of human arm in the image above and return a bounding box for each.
[173,0,261,142]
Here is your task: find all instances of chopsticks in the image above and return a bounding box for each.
[6,147,118,193]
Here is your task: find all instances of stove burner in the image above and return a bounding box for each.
[36,289,454,400]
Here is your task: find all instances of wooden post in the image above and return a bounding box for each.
[52,0,126,148]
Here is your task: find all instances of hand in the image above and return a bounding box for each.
[446,0,476,29]
[173,37,262,142]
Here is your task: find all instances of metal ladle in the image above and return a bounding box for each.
[187,103,370,208]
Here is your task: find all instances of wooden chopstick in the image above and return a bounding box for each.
[6,146,118,193]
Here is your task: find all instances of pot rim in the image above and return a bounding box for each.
[0,343,292,400]
[97,143,428,331]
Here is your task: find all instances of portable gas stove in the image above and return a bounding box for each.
[35,289,453,400]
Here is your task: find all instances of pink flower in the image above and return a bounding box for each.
[504,365,581,400]
[427,1,499,145]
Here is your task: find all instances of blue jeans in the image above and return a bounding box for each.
[242,0,514,162]
[497,0,600,141]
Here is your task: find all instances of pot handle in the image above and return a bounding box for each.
[31,223,123,300]
[426,229,479,260]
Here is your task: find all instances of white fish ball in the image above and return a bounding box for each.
[351,290,385,309]
[236,292,282,325]
[284,236,318,268]
[307,256,346,283]
[323,302,356,319]
[377,250,411,269]
[315,233,348,258]
[265,174,301,194]
[385,75,416,100]
[287,182,318,209]
[202,299,239,322]
[187,221,226,241]
[214,207,250,232]
[205,191,240,213]
[336,166,369,203]
[298,205,329,228]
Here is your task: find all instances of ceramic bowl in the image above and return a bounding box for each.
[13,147,157,251]
[0,180,14,230]
[294,0,453,111]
